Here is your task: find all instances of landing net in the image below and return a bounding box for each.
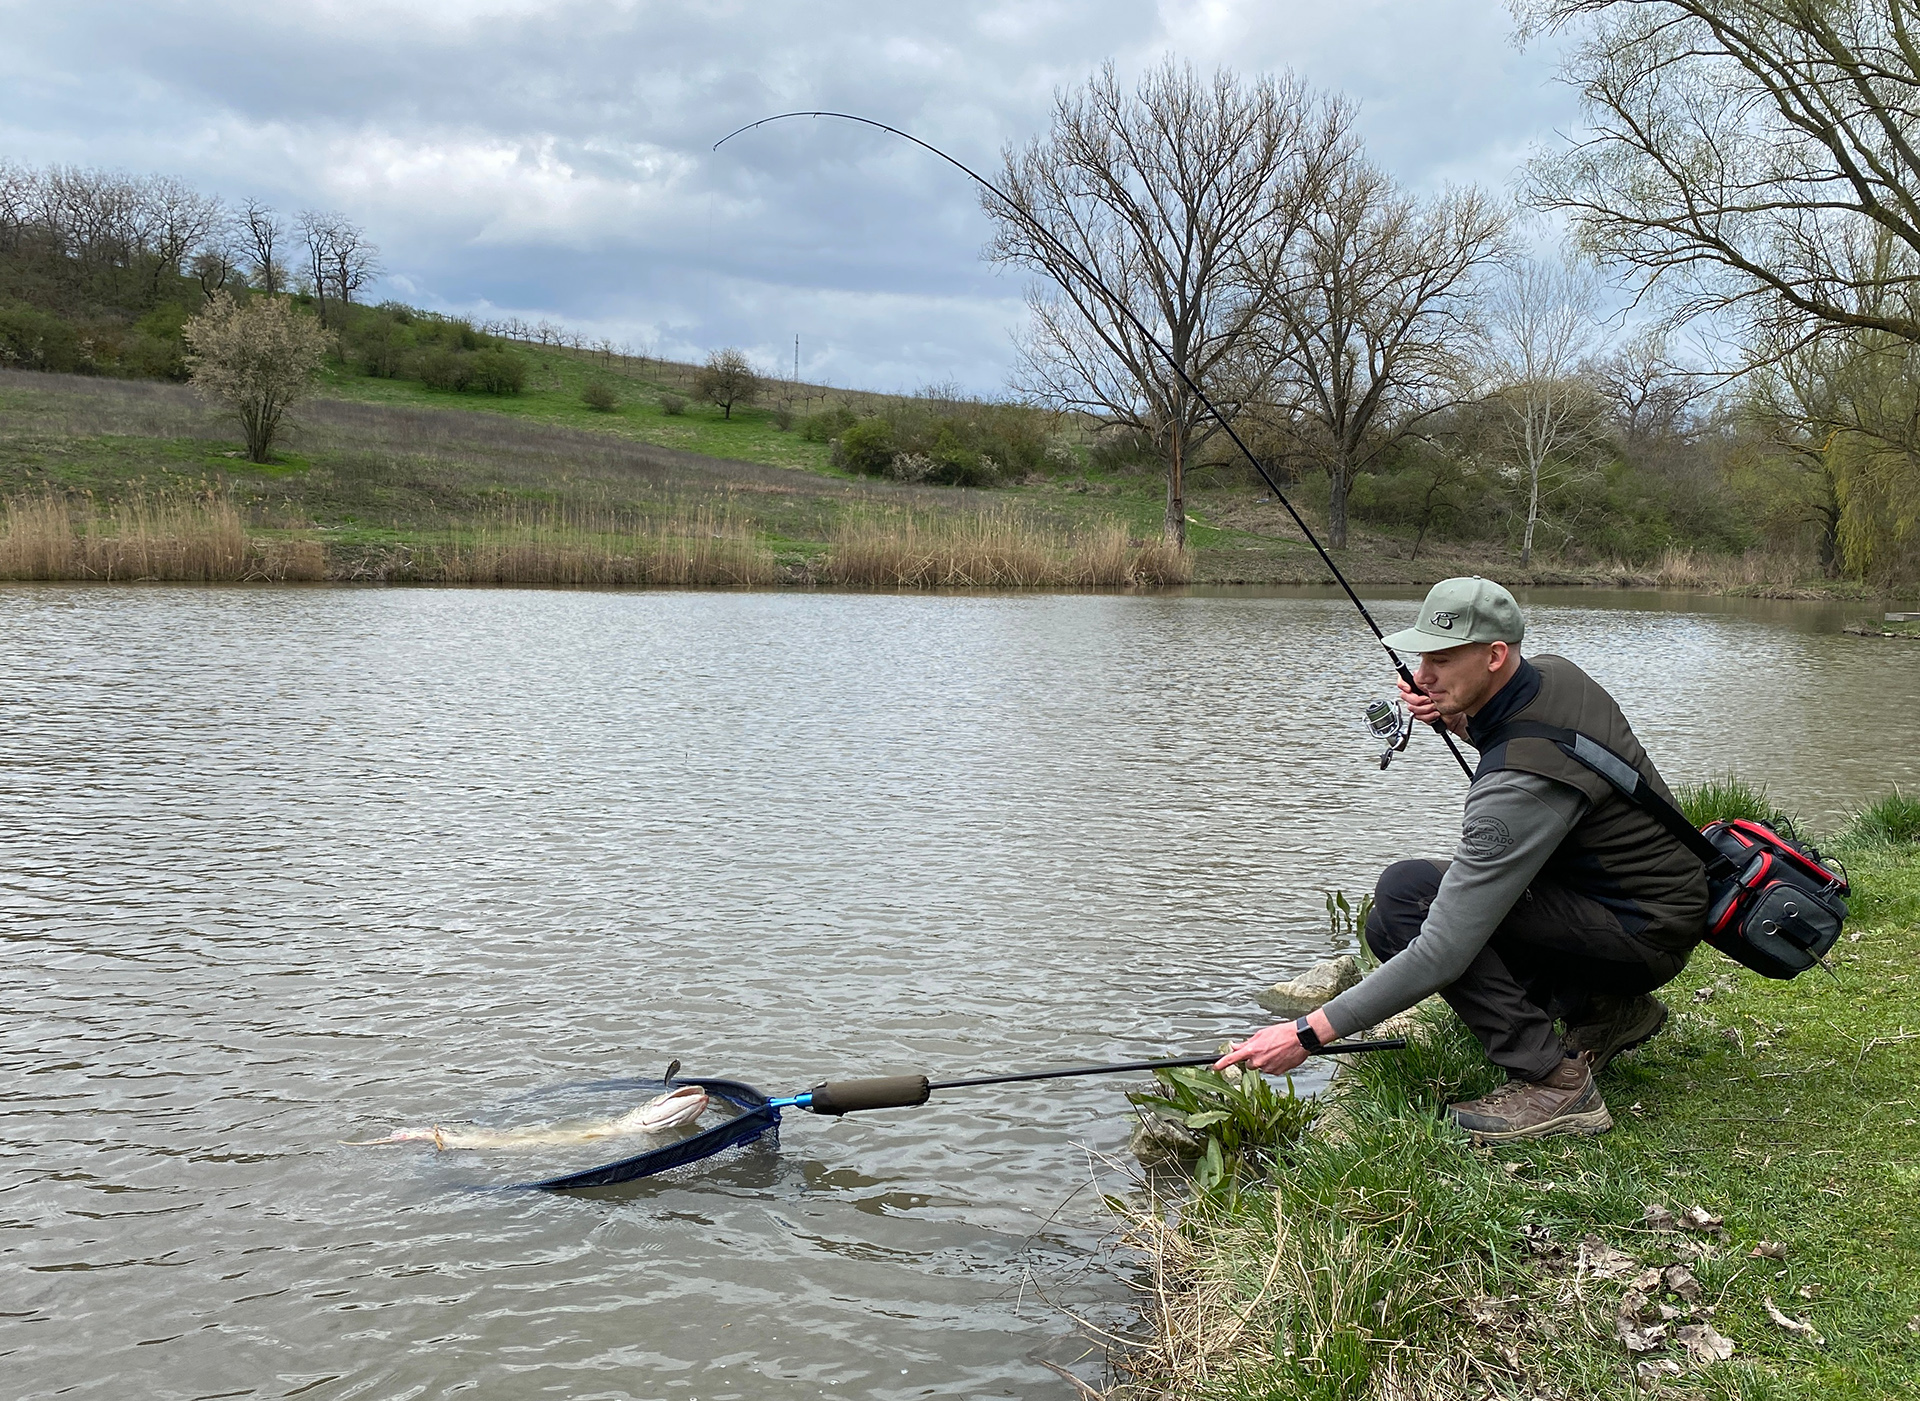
[515,1076,778,1191]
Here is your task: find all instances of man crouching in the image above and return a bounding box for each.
[1219,577,1708,1143]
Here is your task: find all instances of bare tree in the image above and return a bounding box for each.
[294,211,376,323]
[183,293,332,462]
[984,59,1349,547]
[1258,159,1508,548]
[326,218,380,309]
[297,210,335,324]
[1591,327,1712,448]
[1519,0,1920,348]
[695,348,759,418]
[242,200,287,295]
[1480,257,1608,563]
[142,176,223,300]
[0,162,34,254]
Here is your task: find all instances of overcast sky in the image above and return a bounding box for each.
[0,1,1578,395]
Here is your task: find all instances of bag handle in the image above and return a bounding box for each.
[1487,721,1738,880]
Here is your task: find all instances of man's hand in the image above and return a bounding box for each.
[1215,1009,1337,1075]
[1398,676,1466,736]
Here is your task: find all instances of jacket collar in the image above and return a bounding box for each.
[1466,656,1541,750]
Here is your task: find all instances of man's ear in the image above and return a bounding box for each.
[1486,641,1509,672]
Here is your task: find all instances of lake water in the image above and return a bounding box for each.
[4,585,1914,1400]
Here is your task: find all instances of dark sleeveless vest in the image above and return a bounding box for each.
[1470,655,1707,952]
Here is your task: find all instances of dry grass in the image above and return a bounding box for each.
[1590,545,1829,594]
[0,492,325,582]
[410,504,778,587]
[821,509,1191,588]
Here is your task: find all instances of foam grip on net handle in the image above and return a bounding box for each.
[805,1076,932,1116]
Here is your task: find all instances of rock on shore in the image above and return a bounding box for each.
[1255,955,1362,1016]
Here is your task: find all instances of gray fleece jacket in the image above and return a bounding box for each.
[1317,769,1590,1039]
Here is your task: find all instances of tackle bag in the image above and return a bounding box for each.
[1490,723,1849,979]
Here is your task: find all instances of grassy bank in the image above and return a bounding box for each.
[0,372,1187,588]
[1114,796,1920,1400]
[1,367,1905,597]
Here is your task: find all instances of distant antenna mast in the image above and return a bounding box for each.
[794,334,800,384]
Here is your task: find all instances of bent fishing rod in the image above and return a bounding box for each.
[715,111,1474,779]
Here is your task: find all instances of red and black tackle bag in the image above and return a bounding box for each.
[1489,722,1849,980]
[1698,818,1849,979]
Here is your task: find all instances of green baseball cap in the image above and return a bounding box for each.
[1381,577,1525,654]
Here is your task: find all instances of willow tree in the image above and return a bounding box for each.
[984,59,1350,548]
[1520,0,1920,346]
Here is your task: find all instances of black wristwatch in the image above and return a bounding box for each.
[1293,1016,1323,1053]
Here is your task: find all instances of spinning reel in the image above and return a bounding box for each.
[1363,697,1413,770]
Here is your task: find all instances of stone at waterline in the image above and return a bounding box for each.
[1127,1112,1205,1167]
[1255,955,1363,1017]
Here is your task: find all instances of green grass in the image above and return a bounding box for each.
[315,347,836,474]
[1125,801,1920,1400]
[1678,774,1798,829]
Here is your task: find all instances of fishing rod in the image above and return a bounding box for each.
[769,1037,1410,1115]
[715,111,1474,779]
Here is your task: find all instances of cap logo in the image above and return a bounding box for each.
[1431,610,1458,629]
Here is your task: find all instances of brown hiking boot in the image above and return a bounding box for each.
[1564,994,1669,1072]
[1446,1054,1612,1144]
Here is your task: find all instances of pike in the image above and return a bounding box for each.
[344,1084,710,1152]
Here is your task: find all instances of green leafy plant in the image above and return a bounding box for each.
[1128,1063,1316,1203]
[581,380,619,412]
[1325,888,1375,963]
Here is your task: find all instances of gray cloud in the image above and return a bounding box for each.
[0,1,1577,393]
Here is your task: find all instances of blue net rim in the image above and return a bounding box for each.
[516,1077,778,1191]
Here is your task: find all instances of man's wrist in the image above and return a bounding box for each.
[1291,1016,1322,1053]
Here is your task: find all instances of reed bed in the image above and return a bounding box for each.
[821,509,1190,588]
[413,505,779,587]
[0,492,325,582]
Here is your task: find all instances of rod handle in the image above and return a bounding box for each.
[804,1075,932,1116]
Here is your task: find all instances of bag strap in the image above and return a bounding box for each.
[1488,720,1738,880]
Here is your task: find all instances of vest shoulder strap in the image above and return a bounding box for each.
[1484,720,1735,878]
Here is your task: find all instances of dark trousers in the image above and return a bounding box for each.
[1364,859,1690,1080]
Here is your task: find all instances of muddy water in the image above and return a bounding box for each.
[3,585,1914,1400]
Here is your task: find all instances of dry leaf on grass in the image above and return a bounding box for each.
[1643,1204,1679,1231]
[1629,1267,1665,1292]
[1798,1283,1823,1300]
[1751,1240,1787,1260]
[1637,1358,1684,1385]
[1618,1318,1670,1354]
[1676,1322,1736,1365]
[1580,1235,1642,1280]
[1680,1205,1725,1234]
[1663,1264,1705,1304]
[1763,1297,1824,1345]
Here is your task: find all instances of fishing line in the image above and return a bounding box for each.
[715,110,1474,779]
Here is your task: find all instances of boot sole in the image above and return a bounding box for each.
[1459,1104,1614,1145]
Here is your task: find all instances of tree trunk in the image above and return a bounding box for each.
[1163,428,1186,548]
[1327,458,1350,550]
[1521,452,1541,565]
